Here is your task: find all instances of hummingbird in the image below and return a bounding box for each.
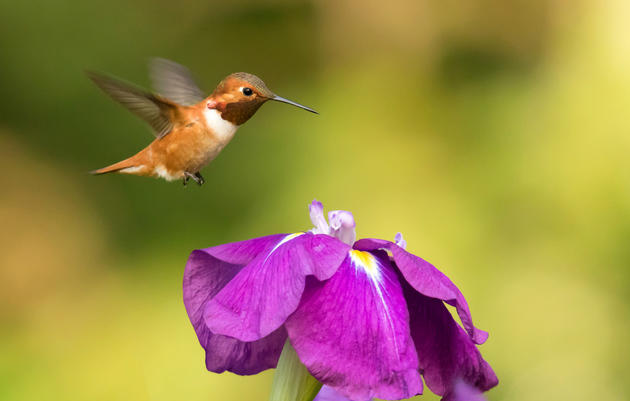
[88,58,317,185]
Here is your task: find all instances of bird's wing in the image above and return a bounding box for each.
[149,58,206,106]
[86,71,176,138]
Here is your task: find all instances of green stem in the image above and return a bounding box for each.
[269,341,322,401]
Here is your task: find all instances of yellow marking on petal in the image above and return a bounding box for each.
[266,232,305,261]
[285,232,304,241]
[350,249,400,361]
[349,250,379,276]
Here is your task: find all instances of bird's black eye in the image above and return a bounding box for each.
[242,87,253,96]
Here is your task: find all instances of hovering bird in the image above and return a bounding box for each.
[88,58,317,185]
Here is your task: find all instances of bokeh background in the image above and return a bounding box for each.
[1,0,629,400]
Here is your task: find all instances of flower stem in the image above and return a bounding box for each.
[269,341,322,401]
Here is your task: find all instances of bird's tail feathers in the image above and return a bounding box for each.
[91,156,145,175]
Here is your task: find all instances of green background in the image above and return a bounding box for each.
[1,0,629,400]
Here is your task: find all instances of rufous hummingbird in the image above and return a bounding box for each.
[88,58,317,185]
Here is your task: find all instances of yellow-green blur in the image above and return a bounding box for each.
[1,1,629,400]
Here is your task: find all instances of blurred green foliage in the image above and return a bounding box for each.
[1,0,629,400]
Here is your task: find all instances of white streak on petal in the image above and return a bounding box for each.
[263,233,304,265]
[349,250,400,362]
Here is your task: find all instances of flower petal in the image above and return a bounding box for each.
[403,283,498,397]
[310,200,330,235]
[328,210,356,245]
[205,233,350,341]
[394,232,407,249]
[314,386,358,401]
[202,327,287,375]
[200,233,288,265]
[183,248,287,374]
[286,250,422,401]
[441,380,489,401]
[354,238,488,345]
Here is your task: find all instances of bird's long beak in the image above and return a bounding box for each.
[271,95,318,114]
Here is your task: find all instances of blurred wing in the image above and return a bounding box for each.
[87,71,175,138]
[149,58,205,106]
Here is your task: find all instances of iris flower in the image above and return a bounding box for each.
[183,200,497,401]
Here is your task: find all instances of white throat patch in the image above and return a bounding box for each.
[203,108,238,143]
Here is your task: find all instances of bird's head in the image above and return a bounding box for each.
[207,72,317,125]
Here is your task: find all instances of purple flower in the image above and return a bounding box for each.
[183,200,497,401]
[442,380,489,401]
[314,386,351,401]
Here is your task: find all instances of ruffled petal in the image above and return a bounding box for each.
[205,233,350,341]
[403,283,498,397]
[441,380,489,401]
[183,248,286,374]
[286,250,422,401]
[200,233,288,265]
[202,327,287,375]
[314,386,359,401]
[354,238,488,345]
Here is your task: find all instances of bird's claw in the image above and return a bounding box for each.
[194,172,205,185]
[183,171,204,186]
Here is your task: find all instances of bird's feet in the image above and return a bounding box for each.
[194,172,205,185]
[183,171,205,186]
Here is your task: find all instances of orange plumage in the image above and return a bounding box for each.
[89,58,317,185]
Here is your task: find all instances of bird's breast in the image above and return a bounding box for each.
[168,109,239,172]
[151,109,240,175]
[202,108,239,144]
